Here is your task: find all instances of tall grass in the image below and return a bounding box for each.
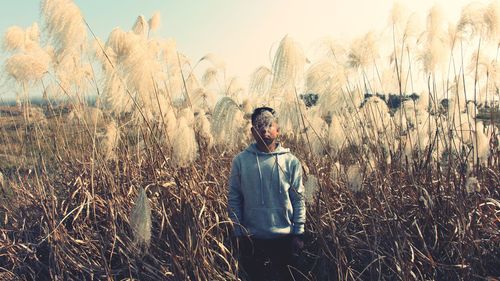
[0,0,499,280]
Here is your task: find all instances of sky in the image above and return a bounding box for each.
[0,0,485,99]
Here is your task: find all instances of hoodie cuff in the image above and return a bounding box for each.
[292,224,304,235]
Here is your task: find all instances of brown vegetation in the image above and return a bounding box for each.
[0,107,498,280]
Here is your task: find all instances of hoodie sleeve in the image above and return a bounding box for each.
[289,157,306,234]
[228,156,243,236]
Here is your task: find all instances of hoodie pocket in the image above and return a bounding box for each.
[248,207,290,229]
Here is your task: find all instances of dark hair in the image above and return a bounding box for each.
[251,107,276,125]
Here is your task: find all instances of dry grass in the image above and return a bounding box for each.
[0,105,498,280]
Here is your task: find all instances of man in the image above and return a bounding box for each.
[228,106,305,280]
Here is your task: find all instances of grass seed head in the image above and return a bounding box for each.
[130,187,152,253]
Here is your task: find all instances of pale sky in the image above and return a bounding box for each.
[0,0,484,98]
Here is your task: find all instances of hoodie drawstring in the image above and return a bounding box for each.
[256,154,264,205]
[275,155,282,194]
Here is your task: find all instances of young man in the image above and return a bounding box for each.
[228,107,305,281]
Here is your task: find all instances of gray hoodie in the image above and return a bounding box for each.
[228,143,305,239]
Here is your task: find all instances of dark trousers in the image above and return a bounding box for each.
[238,235,298,281]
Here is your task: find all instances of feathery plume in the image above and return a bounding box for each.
[5,48,50,83]
[162,109,177,148]
[304,175,319,205]
[271,35,306,89]
[328,115,346,152]
[211,97,246,150]
[26,22,40,44]
[475,121,491,163]
[102,72,131,115]
[148,12,161,32]
[92,37,116,72]
[466,101,477,118]
[132,15,148,37]
[3,26,25,51]
[361,96,391,136]
[305,109,329,155]
[346,165,363,193]
[347,31,378,69]
[178,107,195,127]
[68,107,103,126]
[202,67,218,86]
[0,172,4,189]
[199,53,226,69]
[194,110,214,149]
[465,176,480,193]
[41,0,87,54]
[457,2,486,40]
[100,120,120,161]
[26,107,47,125]
[316,37,346,63]
[277,98,305,137]
[172,117,198,167]
[130,187,152,253]
[404,12,423,39]
[191,88,217,112]
[484,1,500,39]
[306,61,336,95]
[390,2,407,28]
[226,77,245,101]
[249,66,272,96]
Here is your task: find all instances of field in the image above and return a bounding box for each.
[0,103,498,281]
[1,0,500,280]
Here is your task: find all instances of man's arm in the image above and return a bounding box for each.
[289,158,306,235]
[228,157,243,236]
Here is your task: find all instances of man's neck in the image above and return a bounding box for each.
[256,142,277,153]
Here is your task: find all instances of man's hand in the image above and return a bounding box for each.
[291,235,304,255]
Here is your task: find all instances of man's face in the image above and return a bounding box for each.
[251,111,279,146]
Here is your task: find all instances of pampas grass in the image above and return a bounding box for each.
[346,164,363,193]
[100,120,120,161]
[328,115,346,152]
[130,186,152,252]
[132,15,148,38]
[304,174,319,205]
[1,2,499,280]
[202,67,218,87]
[172,117,198,167]
[306,61,336,96]
[475,121,491,164]
[68,107,103,127]
[465,176,480,193]
[484,1,500,39]
[3,26,27,52]
[457,2,487,40]
[194,110,214,149]
[148,12,161,33]
[277,98,305,138]
[347,31,378,69]
[41,0,86,53]
[5,49,50,83]
[211,97,246,150]
[249,66,272,96]
[271,35,306,90]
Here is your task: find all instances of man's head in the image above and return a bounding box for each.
[251,107,280,151]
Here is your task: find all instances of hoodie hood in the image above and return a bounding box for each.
[245,143,290,155]
[244,143,290,206]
